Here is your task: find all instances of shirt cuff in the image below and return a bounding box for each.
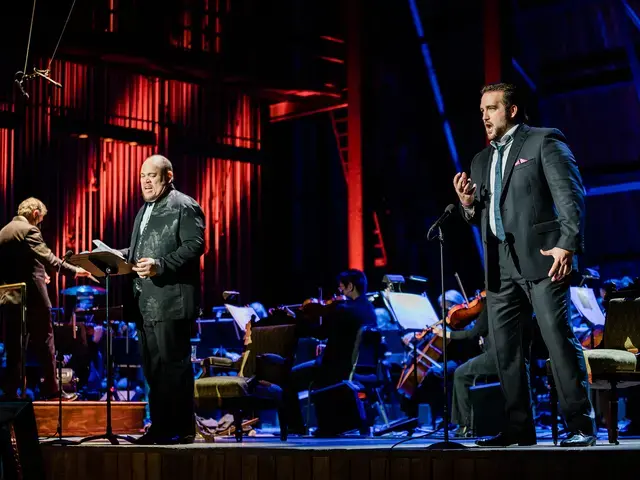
[462,204,475,216]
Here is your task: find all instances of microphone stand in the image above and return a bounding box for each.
[426,226,466,450]
[41,253,78,446]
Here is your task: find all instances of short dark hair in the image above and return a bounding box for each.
[481,82,529,123]
[337,269,368,295]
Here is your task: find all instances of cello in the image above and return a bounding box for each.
[396,273,487,398]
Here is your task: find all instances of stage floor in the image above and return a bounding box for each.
[40,432,640,480]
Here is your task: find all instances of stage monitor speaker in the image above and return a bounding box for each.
[0,401,45,480]
[469,382,507,437]
[310,381,367,436]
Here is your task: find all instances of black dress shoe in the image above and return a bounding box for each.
[476,431,537,447]
[155,434,195,445]
[132,432,158,445]
[560,431,596,447]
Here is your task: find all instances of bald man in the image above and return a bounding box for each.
[121,155,205,445]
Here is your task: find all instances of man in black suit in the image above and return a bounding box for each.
[0,197,91,400]
[122,155,205,445]
[453,83,595,447]
[285,269,377,434]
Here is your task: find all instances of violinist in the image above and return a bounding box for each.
[285,269,377,435]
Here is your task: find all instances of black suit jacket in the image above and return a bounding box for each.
[123,185,205,322]
[299,295,378,384]
[462,125,586,289]
[0,216,78,309]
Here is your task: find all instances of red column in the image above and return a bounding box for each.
[484,0,502,84]
[347,0,364,271]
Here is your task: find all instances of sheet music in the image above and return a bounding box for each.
[225,304,258,332]
[384,292,439,330]
[570,287,605,326]
[93,239,125,259]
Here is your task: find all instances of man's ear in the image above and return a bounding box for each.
[509,105,518,121]
[166,170,174,184]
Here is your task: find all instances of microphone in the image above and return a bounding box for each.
[427,204,456,239]
[14,72,29,98]
[58,249,74,275]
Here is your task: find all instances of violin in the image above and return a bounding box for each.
[447,290,486,330]
[300,294,348,315]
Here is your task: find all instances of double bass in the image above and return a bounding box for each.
[396,274,486,398]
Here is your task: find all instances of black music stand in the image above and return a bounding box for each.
[380,290,437,436]
[68,251,135,445]
[40,307,78,446]
[425,225,466,450]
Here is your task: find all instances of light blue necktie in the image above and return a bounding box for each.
[493,143,507,241]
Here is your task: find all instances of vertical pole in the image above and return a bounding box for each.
[347,0,364,271]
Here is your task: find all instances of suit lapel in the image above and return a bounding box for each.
[500,124,530,201]
[482,147,493,203]
[129,206,145,261]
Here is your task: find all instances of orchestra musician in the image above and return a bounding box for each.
[0,197,91,401]
[454,82,596,447]
[121,155,205,445]
[284,269,377,435]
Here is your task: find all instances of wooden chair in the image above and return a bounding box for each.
[548,297,640,445]
[194,323,298,442]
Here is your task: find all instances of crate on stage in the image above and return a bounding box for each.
[470,381,507,436]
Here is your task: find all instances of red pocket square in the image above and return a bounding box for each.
[515,158,529,166]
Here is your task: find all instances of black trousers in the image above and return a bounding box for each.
[488,243,595,436]
[451,351,498,428]
[139,320,194,437]
[1,304,58,397]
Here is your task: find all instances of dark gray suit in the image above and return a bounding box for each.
[123,184,205,438]
[463,125,594,437]
[0,216,79,397]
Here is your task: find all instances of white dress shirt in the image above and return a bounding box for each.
[139,202,155,234]
[488,124,520,237]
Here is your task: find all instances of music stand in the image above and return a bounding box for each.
[67,251,135,445]
[382,292,438,435]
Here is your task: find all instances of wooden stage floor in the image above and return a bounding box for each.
[40,434,640,480]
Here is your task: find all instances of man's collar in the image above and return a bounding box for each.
[503,123,520,140]
[491,123,521,148]
[14,215,29,224]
